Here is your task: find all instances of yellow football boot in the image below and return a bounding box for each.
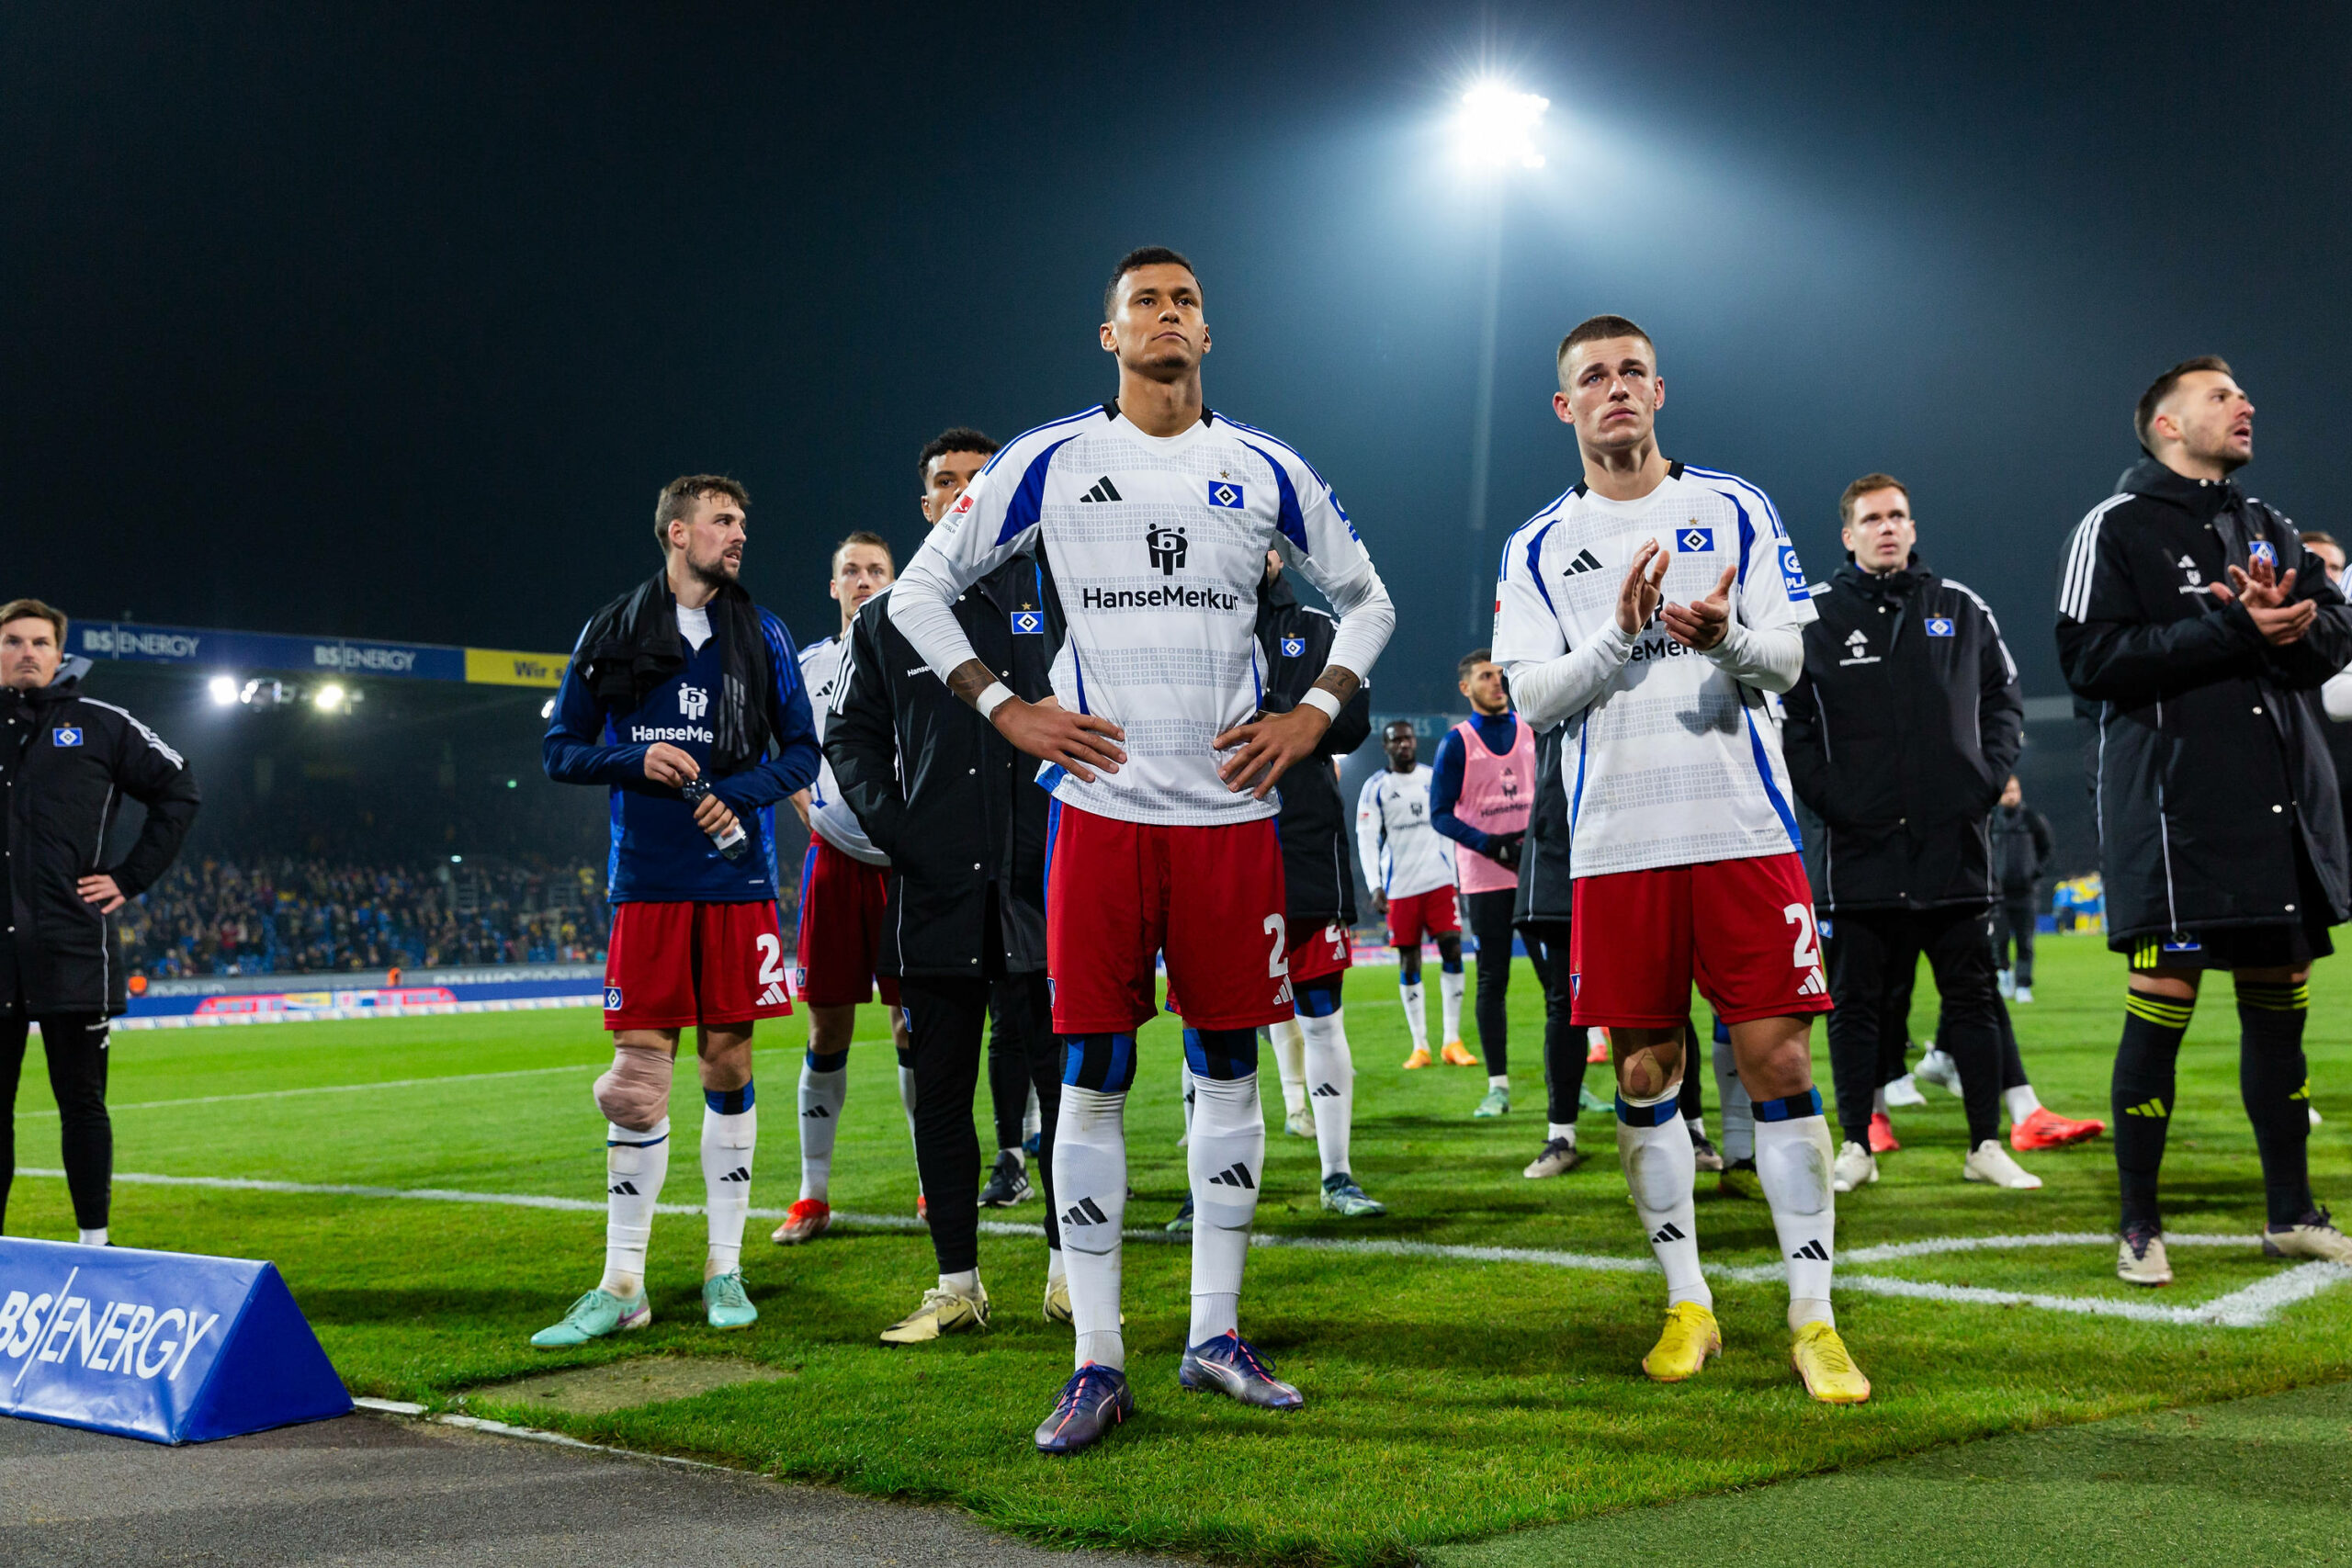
[1791,1320,1871,1404]
[1440,1040,1480,1066]
[1401,1044,1434,1069]
[1641,1301,1721,1382]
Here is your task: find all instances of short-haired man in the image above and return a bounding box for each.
[1989,775,2053,1003]
[2,599,200,1245]
[1782,474,2068,1196]
[1493,314,1866,1402]
[889,246,1396,1452]
[1358,723,1468,1069]
[828,426,1076,1341]
[2058,356,2352,1283]
[771,529,921,1245]
[1431,649,1536,1118]
[537,475,820,1344]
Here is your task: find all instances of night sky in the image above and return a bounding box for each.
[9,2,2347,711]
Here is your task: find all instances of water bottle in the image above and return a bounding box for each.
[680,777,748,862]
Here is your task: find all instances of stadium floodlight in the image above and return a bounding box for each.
[1453,77,1551,637]
[313,682,346,712]
[206,674,239,706]
[1454,80,1549,172]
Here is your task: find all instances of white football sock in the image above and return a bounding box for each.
[1618,1080,1708,1311]
[1187,1071,1264,1345]
[1548,1122,1577,1145]
[1270,1018,1308,1117]
[796,1055,846,1201]
[938,1269,981,1299]
[1712,1032,1754,1163]
[78,1227,107,1247]
[1400,978,1429,1050]
[1053,1085,1128,1371]
[1489,1072,1510,1089]
[1178,1058,1195,1145]
[601,1118,670,1298]
[1299,1009,1354,1180]
[701,1090,754,1278]
[1871,1085,1888,1116]
[1023,1083,1042,1145]
[2005,1084,2043,1122]
[1439,965,1465,1044]
[1756,1110,1838,1330]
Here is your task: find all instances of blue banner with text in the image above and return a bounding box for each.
[0,1237,351,1443]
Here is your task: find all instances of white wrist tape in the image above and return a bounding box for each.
[975,682,1015,720]
[1298,687,1344,723]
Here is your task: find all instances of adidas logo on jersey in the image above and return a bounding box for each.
[801,1105,831,1120]
[1208,1162,1256,1190]
[609,1180,640,1196]
[719,1167,751,1183]
[757,982,788,1007]
[2177,554,2197,569]
[1790,1238,1830,1262]
[1561,547,1604,577]
[1797,966,1827,998]
[1311,1082,1340,1098]
[1650,1222,1686,1245]
[1844,629,1868,649]
[1062,1196,1111,1227]
[1080,476,1124,503]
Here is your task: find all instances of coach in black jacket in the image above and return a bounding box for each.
[1781,476,2036,1190]
[1226,556,1381,1218]
[3,600,200,1243]
[827,552,1064,1332]
[2056,355,2352,1279]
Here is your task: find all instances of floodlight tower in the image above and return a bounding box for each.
[1453,81,1549,642]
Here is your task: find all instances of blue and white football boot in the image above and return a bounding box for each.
[1178,1332,1304,1409]
[1034,1364,1134,1455]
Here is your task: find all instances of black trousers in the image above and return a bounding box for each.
[985,982,1037,1152]
[1,1013,113,1234]
[1993,893,2037,987]
[1464,889,1518,1077]
[1521,920,1587,1124]
[899,973,1060,1276]
[1928,910,2031,1092]
[1825,907,2003,1148]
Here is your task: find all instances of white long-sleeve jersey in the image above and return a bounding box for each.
[795,633,888,866]
[1355,764,1454,899]
[890,403,1395,827]
[1488,462,1815,879]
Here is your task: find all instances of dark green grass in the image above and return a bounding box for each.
[6,933,2349,1563]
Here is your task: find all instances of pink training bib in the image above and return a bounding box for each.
[1452,716,1534,895]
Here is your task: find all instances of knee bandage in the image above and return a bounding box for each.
[594,1042,674,1132]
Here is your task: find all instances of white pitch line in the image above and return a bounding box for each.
[13,1039,895,1119]
[23,1169,2346,1329]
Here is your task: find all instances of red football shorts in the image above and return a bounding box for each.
[1046,803,1292,1033]
[795,837,899,1009]
[1288,918,1356,986]
[1568,852,1832,1029]
[1385,885,1460,949]
[604,900,795,1032]
[1166,915,1352,1015]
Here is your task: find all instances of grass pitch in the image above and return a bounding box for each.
[8,932,2351,1564]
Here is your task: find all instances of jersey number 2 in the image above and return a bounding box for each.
[755,932,786,987]
[1781,903,1820,970]
[1262,914,1290,977]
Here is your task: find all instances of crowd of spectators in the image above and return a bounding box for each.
[120,857,616,977]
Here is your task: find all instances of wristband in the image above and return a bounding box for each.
[1298,687,1343,723]
[975,682,1015,720]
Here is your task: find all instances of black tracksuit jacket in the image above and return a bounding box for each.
[1781,558,2025,914]
[2,678,201,1017]
[1512,725,1574,928]
[825,557,1058,978]
[1255,572,1372,933]
[1991,804,2053,896]
[2055,457,2352,945]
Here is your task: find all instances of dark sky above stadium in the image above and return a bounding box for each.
[8,2,2347,708]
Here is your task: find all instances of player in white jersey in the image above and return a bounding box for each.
[1489,314,1868,1404]
[889,246,1396,1453]
[770,533,921,1246]
[1355,724,1470,1068]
